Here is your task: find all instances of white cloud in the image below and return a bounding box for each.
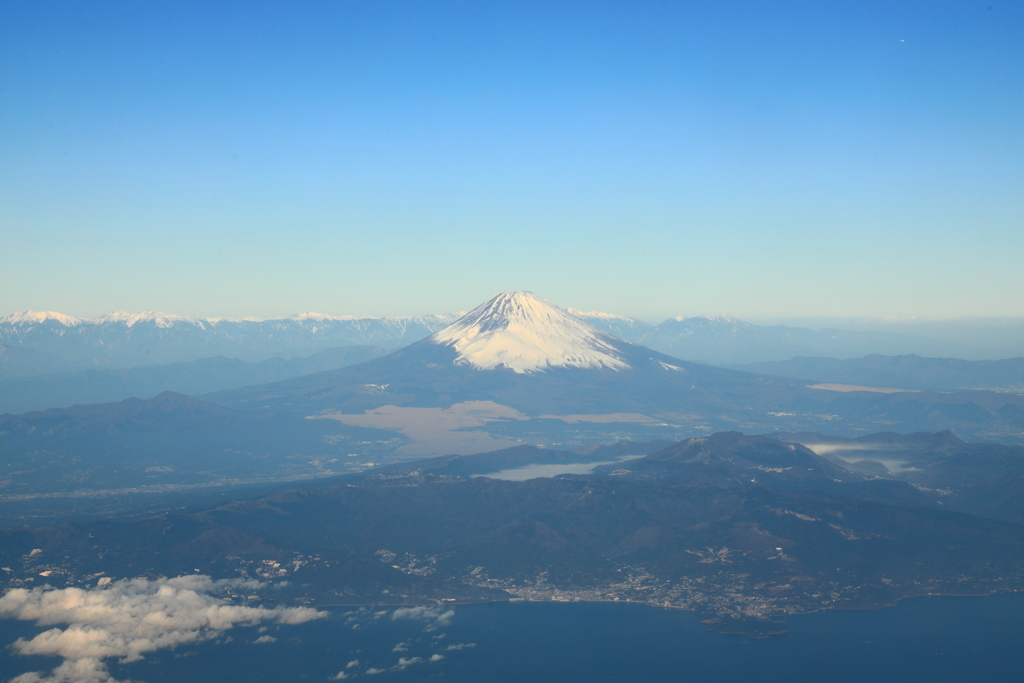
[365,667,385,674]
[429,654,444,662]
[253,635,277,644]
[330,659,362,680]
[390,606,454,632]
[393,656,422,670]
[390,605,437,620]
[445,642,477,651]
[0,575,325,683]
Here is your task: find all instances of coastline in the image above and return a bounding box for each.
[309,584,1024,639]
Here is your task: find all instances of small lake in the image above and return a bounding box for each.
[475,455,642,481]
[4,593,1024,682]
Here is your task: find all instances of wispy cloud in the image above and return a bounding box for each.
[391,605,454,632]
[393,656,423,670]
[0,575,325,683]
[330,659,361,680]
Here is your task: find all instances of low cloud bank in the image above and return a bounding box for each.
[0,575,325,683]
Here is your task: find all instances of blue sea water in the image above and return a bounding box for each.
[4,594,1024,682]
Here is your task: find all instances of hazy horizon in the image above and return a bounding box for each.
[6,299,1024,327]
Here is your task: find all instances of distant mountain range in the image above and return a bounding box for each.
[573,312,957,364]
[0,310,460,375]
[728,355,1024,393]
[1,304,965,381]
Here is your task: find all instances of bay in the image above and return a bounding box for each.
[3,593,1024,682]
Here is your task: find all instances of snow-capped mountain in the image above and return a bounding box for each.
[0,309,461,376]
[208,291,808,417]
[13,292,1009,450]
[432,292,629,373]
[1,298,959,379]
[0,311,83,326]
[207,293,1020,448]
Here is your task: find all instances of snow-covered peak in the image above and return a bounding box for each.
[429,291,630,374]
[286,311,465,324]
[92,311,200,328]
[205,316,264,323]
[287,311,353,322]
[567,308,634,321]
[0,311,81,326]
[673,314,742,324]
[0,309,464,329]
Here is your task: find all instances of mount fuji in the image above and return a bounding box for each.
[428,291,630,373]
[204,291,1024,452]
[209,291,805,419]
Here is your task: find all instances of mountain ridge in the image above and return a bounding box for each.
[2,304,966,377]
[0,310,461,374]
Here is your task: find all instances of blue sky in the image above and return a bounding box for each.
[1,1,1021,320]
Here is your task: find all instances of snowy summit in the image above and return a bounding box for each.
[429,291,630,374]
